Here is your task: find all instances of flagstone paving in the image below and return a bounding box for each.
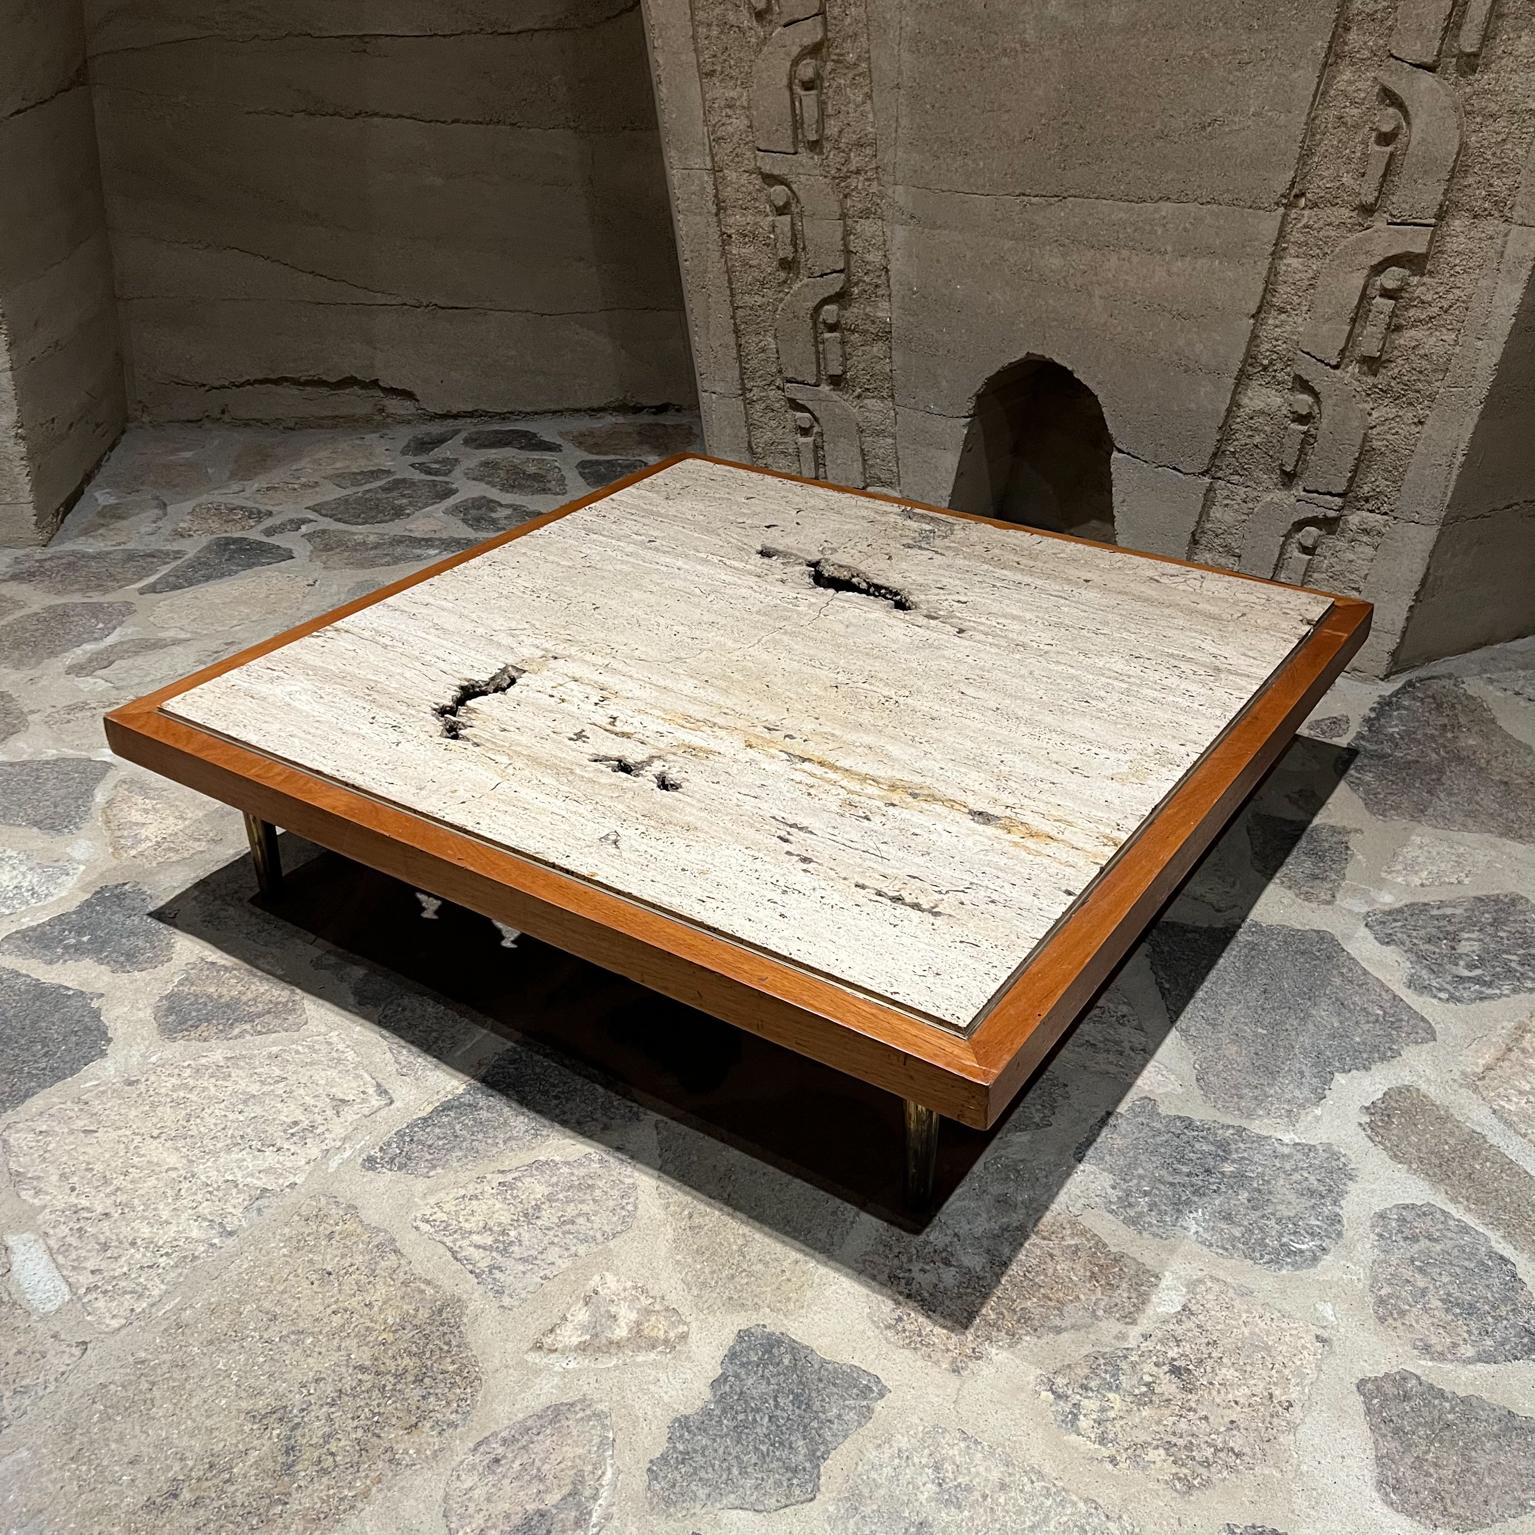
[1,412,1533,1533]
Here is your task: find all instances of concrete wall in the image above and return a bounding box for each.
[85,0,696,421]
[0,0,125,545]
[644,0,1535,674]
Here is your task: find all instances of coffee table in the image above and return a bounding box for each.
[106,455,1369,1206]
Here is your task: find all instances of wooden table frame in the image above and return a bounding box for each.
[106,454,1370,1207]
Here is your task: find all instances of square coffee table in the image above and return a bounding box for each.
[107,455,1369,1206]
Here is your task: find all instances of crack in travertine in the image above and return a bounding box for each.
[759,547,914,612]
[436,664,523,740]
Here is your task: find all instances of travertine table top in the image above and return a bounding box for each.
[168,459,1331,1033]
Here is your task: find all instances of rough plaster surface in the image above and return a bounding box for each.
[3,416,1535,1532]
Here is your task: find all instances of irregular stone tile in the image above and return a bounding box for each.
[0,1293,84,1433]
[0,689,24,743]
[4,548,178,595]
[1083,1098,1353,1268]
[0,1035,390,1328]
[371,988,493,1079]
[0,757,111,835]
[401,426,458,457]
[1366,894,1535,1003]
[1149,921,1432,1119]
[5,1232,72,1314]
[63,635,181,678]
[1303,713,1349,741]
[0,849,75,918]
[309,476,456,525]
[451,495,542,535]
[171,500,269,536]
[0,882,174,973]
[1358,1370,1535,1531]
[1244,813,1352,903]
[101,774,230,865]
[416,1153,636,1305]
[154,958,306,1041]
[564,420,697,457]
[460,427,561,452]
[531,1275,688,1366]
[1370,1203,1535,1363]
[648,1327,886,1512]
[465,455,569,497]
[1048,985,1165,1085]
[1471,1019,1535,1144]
[0,965,108,1115]
[836,1424,1134,1535]
[260,514,313,536]
[657,1118,860,1311]
[1362,1086,1535,1256]
[575,456,647,490]
[364,1075,549,1175]
[140,537,293,594]
[1045,1280,1323,1493]
[869,1190,1155,1369]
[410,457,459,477]
[328,467,393,488]
[1223,1527,1286,1535]
[1348,677,1535,842]
[365,1040,639,1175]
[0,590,24,621]
[304,527,471,570]
[445,1400,612,1535]
[1385,832,1482,887]
[0,1199,477,1535]
[0,601,133,667]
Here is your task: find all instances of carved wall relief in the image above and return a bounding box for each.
[745,0,866,485]
[1216,0,1496,587]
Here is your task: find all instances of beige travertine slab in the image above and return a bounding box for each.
[168,459,1331,1032]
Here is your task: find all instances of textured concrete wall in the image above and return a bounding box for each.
[0,0,125,546]
[85,0,696,422]
[645,0,1535,674]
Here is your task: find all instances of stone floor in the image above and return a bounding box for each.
[1,413,1534,1535]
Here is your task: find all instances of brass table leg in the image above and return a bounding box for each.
[243,813,283,897]
[903,1099,940,1212]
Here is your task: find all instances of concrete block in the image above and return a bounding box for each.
[888,0,1336,208]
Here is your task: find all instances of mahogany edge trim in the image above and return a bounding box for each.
[105,451,1372,1129]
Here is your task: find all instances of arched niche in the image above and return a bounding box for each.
[948,358,1116,542]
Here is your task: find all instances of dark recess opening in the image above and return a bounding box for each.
[948,358,1116,542]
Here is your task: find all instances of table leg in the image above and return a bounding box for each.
[902,1099,940,1212]
[243,813,283,897]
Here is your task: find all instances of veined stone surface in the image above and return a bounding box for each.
[168,459,1329,1030]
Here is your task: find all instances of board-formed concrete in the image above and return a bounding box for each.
[641,0,1535,675]
[168,458,1328,1028]
[0,0,124,547]
[83,0,694,422]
